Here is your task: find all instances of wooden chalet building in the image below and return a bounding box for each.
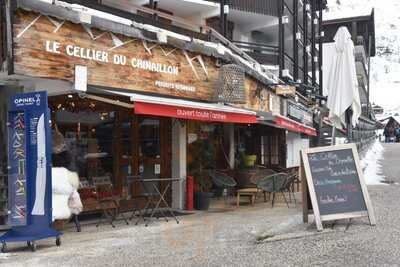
[0,0,325,219]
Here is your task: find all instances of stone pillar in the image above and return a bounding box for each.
[171,119,187,210]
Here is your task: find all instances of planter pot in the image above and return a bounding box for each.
[243,155,257,167]
[194,192,213,210]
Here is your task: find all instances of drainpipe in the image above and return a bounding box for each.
[311,0,316,87]
[278,0,284,79]
[220,0,226,37]
[367,35,372,118]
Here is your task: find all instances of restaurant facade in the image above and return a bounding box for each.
[0,0,317,217]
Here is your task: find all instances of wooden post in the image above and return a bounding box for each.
[114,110,122,192]
[300,155,308,223]
[5,0,15,75]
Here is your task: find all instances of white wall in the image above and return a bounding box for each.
[286,132,309,168]
[171,119,187,210]
[232,26,250,42]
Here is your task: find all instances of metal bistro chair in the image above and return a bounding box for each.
[208,170,237,205]
[256,173,289,208]
[281,173,297,207]
[93,176,129,228]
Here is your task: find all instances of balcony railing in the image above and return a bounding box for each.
[232,41,279,65]
[207,0,279,16]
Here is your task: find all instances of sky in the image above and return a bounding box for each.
[325,0,400,111]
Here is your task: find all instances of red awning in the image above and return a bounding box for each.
[275,115,317,136]
[134,101,257,124]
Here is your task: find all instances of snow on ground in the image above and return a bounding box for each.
[360,140,385,185]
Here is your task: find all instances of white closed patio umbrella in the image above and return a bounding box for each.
[326,27,361,144]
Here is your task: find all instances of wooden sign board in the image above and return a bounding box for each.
[12,9,218,101]
[300,144,376,231]
[275,85,296,96]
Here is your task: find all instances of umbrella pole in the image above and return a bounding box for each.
[331,126,336,146]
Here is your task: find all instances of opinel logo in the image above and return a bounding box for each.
[16,12,209,81]
[13,94,41,107]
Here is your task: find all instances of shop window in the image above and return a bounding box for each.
[236,126,256,155]
[139,118,160,159]
[120,117,133,198]
[50,95,172,212]
[260,129,285,168]
[53,110,117,186]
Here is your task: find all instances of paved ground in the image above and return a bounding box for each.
[1,142,400,266]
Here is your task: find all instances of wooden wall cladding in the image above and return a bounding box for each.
[13,9,218,101]
[12,9,271,112]
[238,77,270,112]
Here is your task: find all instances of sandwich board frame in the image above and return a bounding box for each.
[300,143,376,231]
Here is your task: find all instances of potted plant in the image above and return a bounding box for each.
[188,137,215,210]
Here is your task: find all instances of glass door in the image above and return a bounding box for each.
[138,117,162,195]
[119,115,134,199]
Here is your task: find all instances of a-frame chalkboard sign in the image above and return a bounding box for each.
[300,144,376,231]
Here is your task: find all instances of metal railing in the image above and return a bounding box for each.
[232,41,279,55]
[206,0,279,16]
[232,41,279,65]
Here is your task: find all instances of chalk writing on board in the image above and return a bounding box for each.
[309,153,354,164]
[310,165,357,177]
[330,167,357,177]
[337,184,359,192]
[311,166,332,173]
[320,195,348,204]
[314,179,342,186]
[306,148,367,215]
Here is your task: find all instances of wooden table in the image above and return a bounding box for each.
[236,188,265,207]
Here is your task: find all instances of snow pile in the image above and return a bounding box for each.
[360,140,385,185]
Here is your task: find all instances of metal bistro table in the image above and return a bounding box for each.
[131,177,181,227]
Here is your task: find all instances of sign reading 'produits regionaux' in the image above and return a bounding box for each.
[300,144,376,231]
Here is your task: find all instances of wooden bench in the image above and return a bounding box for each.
[236,188,266,207]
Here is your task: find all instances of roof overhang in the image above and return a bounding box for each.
[258,112,317,136]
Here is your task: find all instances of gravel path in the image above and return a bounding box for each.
[1,142,399,267]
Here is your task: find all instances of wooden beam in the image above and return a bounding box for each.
[5,0,15,75]
[84,94,134,109]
